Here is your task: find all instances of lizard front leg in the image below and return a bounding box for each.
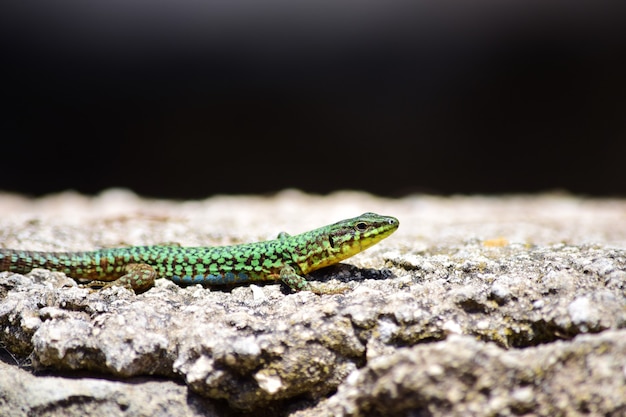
[279,265,348,295]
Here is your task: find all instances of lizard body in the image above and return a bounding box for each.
[0,212,398,294]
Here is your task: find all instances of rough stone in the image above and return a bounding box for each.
[1,190,625,416]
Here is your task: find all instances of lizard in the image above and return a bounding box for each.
[0,212,399,294]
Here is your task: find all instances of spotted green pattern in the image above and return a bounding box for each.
[0,213,399,294]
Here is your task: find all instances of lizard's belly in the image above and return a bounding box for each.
[169,271,262,285]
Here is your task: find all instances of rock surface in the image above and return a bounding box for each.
[1,189,625,416]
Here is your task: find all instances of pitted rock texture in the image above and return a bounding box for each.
[1,190,625,416]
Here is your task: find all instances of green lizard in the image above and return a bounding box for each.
[0,212,398,294]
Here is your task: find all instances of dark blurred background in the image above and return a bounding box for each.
[2,0,625,199]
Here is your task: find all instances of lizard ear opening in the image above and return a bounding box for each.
[355,222,368,231]
[328,236,336,248]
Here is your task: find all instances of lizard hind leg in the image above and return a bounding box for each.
[86,263,157,294]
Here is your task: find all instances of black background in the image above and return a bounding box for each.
[2,0,625,199]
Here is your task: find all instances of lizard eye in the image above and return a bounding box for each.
[355,222,368,231]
